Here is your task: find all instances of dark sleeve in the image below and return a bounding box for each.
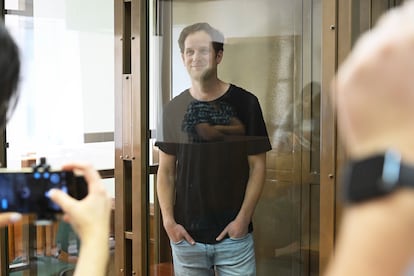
[244,97,272,155]
[155,104,178,155]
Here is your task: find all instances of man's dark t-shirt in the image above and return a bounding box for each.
[156,84,272,244]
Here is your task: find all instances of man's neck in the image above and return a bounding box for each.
[189,79,229,101]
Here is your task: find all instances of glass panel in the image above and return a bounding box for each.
[5,0,114,171]
[150,0,321,275]
[4,0,115,274]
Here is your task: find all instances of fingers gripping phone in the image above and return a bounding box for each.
[0,160,87,220]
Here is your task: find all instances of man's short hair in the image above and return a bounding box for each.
[0,21,20,127]
[178,22,224,55]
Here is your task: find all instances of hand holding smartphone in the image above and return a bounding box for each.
[0,168,87,220]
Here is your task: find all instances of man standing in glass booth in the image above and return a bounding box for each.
[156,22,272,275]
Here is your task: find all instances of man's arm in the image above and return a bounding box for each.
[195,123,225,140]
[213,117,245,135]
[195,117,245,141]
[157,150,195,244]
[216,152,266,240]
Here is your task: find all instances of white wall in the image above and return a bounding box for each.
[170,0,303,98]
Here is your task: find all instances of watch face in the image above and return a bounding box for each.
[381,150,401,188]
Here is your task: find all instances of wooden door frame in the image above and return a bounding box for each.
[115,0,149,275]
[319,0,337,271]
[320,0,368,271]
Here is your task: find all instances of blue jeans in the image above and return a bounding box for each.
[170,233,256,276]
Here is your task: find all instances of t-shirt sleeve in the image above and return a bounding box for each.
[244,97,272,155]
[155,104,178,155]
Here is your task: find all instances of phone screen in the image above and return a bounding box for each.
[0,170,87,217]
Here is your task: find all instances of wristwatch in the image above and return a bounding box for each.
[343,150,414,203]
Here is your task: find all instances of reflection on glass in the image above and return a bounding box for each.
[156,22,271,275]
[150,0,321,275]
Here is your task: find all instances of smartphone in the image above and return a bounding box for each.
[0,168,87,219]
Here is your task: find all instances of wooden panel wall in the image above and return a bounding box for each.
[319,0,403,273]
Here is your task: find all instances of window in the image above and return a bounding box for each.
[5,0,114,179]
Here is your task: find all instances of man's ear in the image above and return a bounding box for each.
[216,50,224,64]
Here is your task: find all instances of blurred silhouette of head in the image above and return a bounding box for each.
[0,21,20,128]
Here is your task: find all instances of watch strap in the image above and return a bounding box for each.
[343,151,414,203]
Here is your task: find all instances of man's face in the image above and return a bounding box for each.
[182,30,222,81]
